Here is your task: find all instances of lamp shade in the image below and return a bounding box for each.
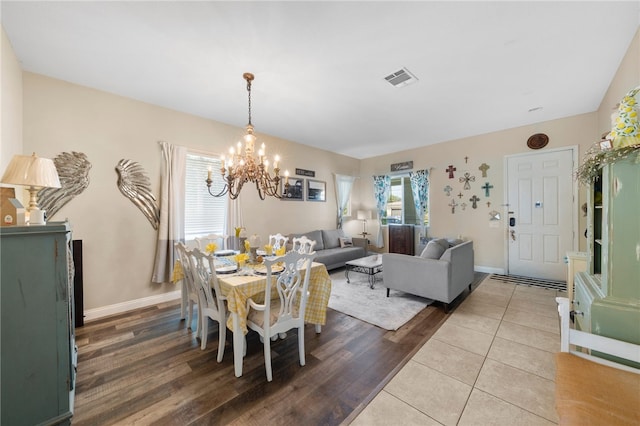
[357,210,372,221]
[1,153,61,188]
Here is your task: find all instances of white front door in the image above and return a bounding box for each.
[506,149,575,281]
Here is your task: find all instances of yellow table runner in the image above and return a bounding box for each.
[218,262,332,334]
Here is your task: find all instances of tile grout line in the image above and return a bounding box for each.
[453,279,516,424]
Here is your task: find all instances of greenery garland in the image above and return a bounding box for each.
[576,143,640,185]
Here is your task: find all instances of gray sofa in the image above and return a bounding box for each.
[287,229,367,270]
[382,238,474,311]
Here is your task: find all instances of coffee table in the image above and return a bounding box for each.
[345,255,383,289]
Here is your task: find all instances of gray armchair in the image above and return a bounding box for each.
[382,240,474,312]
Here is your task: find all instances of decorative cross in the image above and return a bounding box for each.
[443,185,452,196]
[457,192,463,199]
[459,172,475,190]
[446,165,457,179]
[487,201,491,208]
[448,198,458,214]
[470,195,480,209]
[479,163,490,177]
[482,182,494,197]
[464,156,469,164]
[461,202,467,210]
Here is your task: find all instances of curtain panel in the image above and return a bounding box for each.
[409,169,429,238]
[334,174,357,229]
[372,175,391,248]
[152,141,187,283]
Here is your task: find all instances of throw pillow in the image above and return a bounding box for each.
[339,237,353,248]
[434,238,450,251]
[447,238,464,247]
[420,240,446,259]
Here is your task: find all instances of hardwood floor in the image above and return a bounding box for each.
[74,273,486,425]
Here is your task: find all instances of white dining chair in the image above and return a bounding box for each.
[189,248,228,361]
[292,235,316,254]
[195,233,229,253]
[268,233,289,252]
[245,250,316,381]
[175,242,200,336]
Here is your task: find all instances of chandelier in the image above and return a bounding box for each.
[206,72,287,200]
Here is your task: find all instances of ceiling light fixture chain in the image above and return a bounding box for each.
[244,72,253,126]
[206,72,288,200]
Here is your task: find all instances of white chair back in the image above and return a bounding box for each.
[174,242,200,336]
[246,250,316,381]
[195,233,229,253]
[190,248,228,360]
[292,236,316,254]
[268,233,289,252]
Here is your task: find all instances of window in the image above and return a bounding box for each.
[382,175,429,226]
[184,153,227,240]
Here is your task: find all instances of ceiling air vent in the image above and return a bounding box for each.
[384,67,418,88]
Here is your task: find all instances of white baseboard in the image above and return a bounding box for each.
[474,265,504,275]
[83,290,181,322]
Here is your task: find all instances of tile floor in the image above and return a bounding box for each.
[351,277,562,425]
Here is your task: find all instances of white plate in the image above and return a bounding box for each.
[214,250,236,257]
[253,264,285,275]
[215,265,238,274]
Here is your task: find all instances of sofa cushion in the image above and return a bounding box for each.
[339,236,353,248]
[289,230,324,251]
[316,246,365,270]
[420,240,446,259]
[322,229,345,249]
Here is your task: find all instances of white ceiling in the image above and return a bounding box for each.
[2,1,639,159]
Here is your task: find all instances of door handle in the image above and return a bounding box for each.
[510,230,516,241]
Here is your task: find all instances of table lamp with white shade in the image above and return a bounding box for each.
[1,153,61,225]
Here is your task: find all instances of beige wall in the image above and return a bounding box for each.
[22,73,360,310]
[597,28,640,136]
[1,27,23,172]
[359,114,595,272]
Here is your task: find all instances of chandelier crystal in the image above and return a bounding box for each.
[206,72,287,200]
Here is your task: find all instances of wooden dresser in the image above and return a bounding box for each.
[1,221,76,425]
[388,224,415,255]
[573,157,640,365]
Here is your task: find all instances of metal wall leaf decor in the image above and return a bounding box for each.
[115,159,160,230]
[38,151,92,219]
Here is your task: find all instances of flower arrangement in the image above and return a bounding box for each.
[576,85,640,185]
[244,239,251,253]
[235,227,245,238]
[234,252,249,267]
[275,247,286,256]
[264,244,273,255]
[576,143,640,185]
[204,243,218,255]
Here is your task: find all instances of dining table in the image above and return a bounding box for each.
[216,261,332,377]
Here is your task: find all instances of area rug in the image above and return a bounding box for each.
[327,270,432,331]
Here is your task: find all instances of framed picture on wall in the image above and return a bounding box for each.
[282,177,304,200]
[306,179,326,202]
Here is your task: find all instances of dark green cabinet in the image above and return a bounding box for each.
[1,222,76,425]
